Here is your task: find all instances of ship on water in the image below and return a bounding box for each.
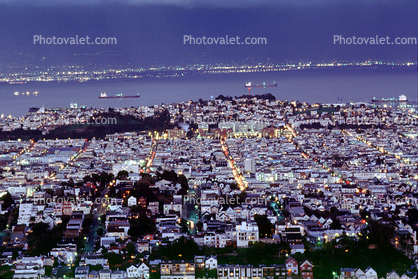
[28,107,40,113]
[244,81,277,95]
[99,92,141,99]
[244,82,277,88]
[13,91,38,96]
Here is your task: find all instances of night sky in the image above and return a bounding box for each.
[0,0,417,67]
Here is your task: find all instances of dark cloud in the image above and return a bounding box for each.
[0,0,416,67]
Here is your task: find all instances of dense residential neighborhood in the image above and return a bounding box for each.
[0,95,418,279]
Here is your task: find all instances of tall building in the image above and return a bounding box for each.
[167,127,186,139]
[244,158,256,174]
[236,221,259,247]
[17,203,34,225]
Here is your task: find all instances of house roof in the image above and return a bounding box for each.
[300,260,313,267]
[285,257,297,264]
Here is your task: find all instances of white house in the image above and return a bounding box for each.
[111,269,127,279]
[355,268,366,279]
[75,266,89,279]
[163,202,182,215]
[127,265,139,279]
[99,269,112,279]
[205,256,217,270]
[127,263,150,279]
[215,233,227,248]
[128,196,138,207]
[364,267,378,279]
[13,268,43,279]
[137,241,151,254]
[13,256,44,269]
[137,263,150,278]
[83,256,108,266]
[285,257,298,275]
[290,243,305,254]
[236,221,259,248]
[13,256,45,279]
[17,203,34,225]
[101,237,117,248]
[386,271,399,279]
[147,202,159,216]
[50,246,77,264]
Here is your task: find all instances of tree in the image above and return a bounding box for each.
[0,192,13,209]
[407,208,418,226]
[196,221,203,232]
[157,170,178,182]
[330,217,342,230]
[116,170,129,180]
[27,222,65,256]
[236,191,247,204]
[254,215,274,238]
[131,181,155,203]
[83,175,93,183]
[177,175,189,196]
[229,183,238,191]
[180,219,189,234]
[186,129,194,139]
[97,227,104,236]
[45,189,54,196]
[126,242,136,257]
[157,236,200,260]
[128,212,156,241]
[178,174,188,188]
[104,252,123,266]
[362,220,395,250]
[82,214,94,235]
